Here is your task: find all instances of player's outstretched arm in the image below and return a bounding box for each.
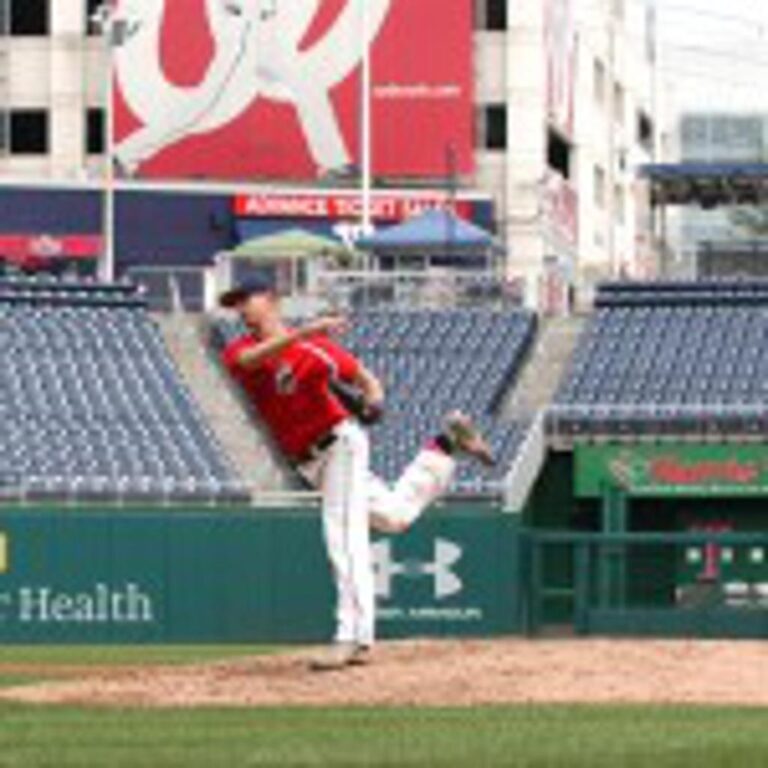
[232,315,349,370]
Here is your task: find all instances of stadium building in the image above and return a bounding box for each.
[8,2,761,648]
[0,0,659,308]
[674,112,768,278]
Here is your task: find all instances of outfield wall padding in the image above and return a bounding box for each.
[0,505,522,643]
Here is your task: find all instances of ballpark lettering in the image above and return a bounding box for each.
[649,458,759,486]
[233,193,472,222]
[377,606,483,622]
[17,583,153,624]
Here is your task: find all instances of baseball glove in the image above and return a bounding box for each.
[328,378,384,425]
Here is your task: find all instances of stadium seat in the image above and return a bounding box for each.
[552,280,768,438]
[211,307,537,495]
[0,277,248,504]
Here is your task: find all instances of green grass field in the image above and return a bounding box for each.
[0,647,764,768]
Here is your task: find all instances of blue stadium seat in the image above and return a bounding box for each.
[553,281,768,437]
[212,307,537,495]
[0,278,247,504]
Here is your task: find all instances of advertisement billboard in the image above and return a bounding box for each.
[575,444,768,498]
[113,0,473,181]
[0,507,521,642]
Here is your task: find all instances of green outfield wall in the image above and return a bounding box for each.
[0,504,523,643]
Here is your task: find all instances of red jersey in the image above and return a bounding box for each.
[222,331,361,460]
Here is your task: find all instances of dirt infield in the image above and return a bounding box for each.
[1,639,766,709]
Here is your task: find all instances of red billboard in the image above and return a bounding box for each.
[113,0,473,181]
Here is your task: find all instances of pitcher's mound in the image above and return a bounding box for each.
[1,639,766,709]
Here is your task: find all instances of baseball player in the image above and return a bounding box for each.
[219,276,494,670]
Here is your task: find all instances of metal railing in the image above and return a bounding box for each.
[125,265,206,312]
[546,403,768,441]
[315,269,524,311]
[504,412,546,513]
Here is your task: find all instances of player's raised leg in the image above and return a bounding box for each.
[369,411,495,534]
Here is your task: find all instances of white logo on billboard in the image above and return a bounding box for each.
[114,0,393,174]
[373,538,463,600]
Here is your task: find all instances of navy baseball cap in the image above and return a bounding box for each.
[218,275,276,308]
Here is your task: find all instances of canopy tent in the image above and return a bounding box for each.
[217,227,357,306]
[357,209,502,262]
[231,228,353,262]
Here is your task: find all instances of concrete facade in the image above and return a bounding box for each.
[0,0,659,304]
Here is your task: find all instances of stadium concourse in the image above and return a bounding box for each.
[0,273,539,504]
[209,308,536,495]
[4,273,768,506]
[2,274,768,642]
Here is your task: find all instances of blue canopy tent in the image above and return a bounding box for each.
[357,209,503,270]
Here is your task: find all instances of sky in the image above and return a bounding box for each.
[658,0,768,115]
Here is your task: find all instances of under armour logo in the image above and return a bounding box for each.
[373,539,463,601]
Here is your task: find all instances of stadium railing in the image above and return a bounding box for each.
[546,403,768,442]
[315,270,524,311]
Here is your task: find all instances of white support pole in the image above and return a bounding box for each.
[98,2,116,283]
[360,0,373,234]
[103,46,115,283]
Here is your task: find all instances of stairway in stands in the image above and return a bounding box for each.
[154,313,295,499]
[501,315,585,511]
[504,315,585,418]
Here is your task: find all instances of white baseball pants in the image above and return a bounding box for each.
[297,419,455,647]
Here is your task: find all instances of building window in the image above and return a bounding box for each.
[478,0,507,31]
[594,165,606,209]
[86,108,105,155]
[638,111,654,151]
[9,0,49,36]
[85,0,104,36]
[547,129,572,179]
[10,110,49,154]
[479,104,507,151]
[594,59,606,107]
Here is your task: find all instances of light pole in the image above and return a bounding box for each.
[91,2,118,283]
[360,0,373,234]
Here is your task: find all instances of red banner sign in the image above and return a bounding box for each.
[234,193,472,222]
[0,235,102,267]
[113,0,473,181]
